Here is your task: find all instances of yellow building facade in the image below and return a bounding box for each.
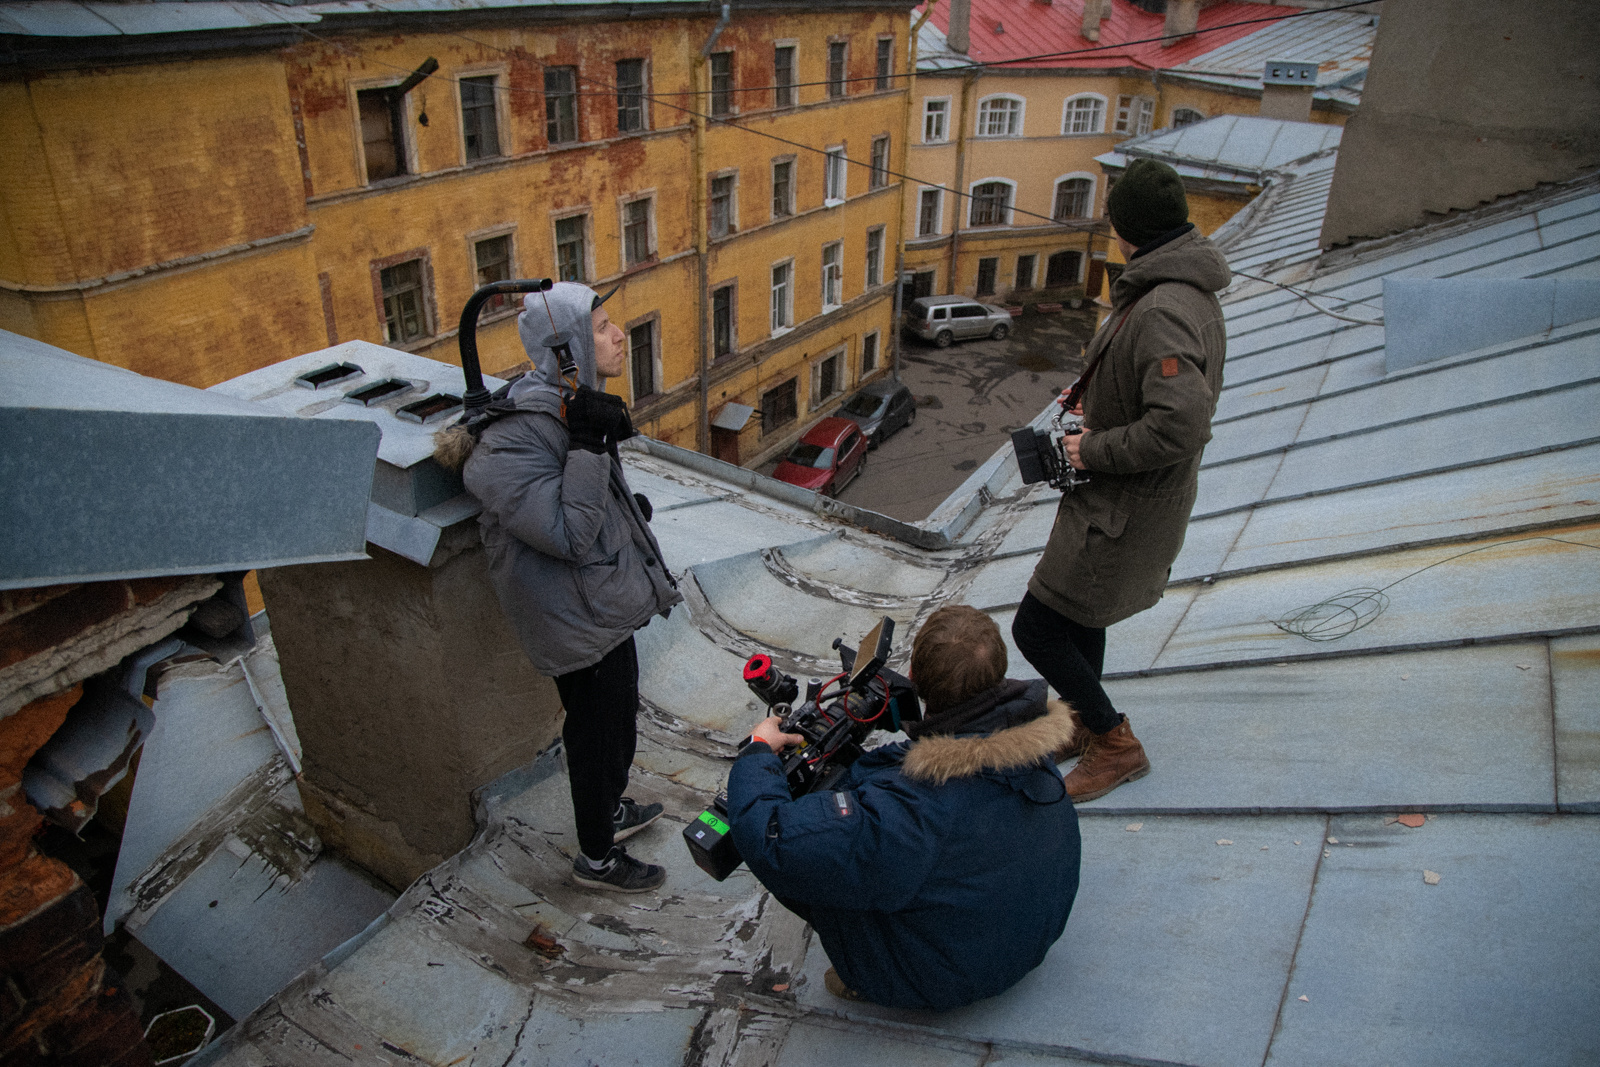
[1,1,908,465]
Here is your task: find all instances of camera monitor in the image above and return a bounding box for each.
[846,616,894,691]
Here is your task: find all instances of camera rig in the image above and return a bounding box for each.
[1010,400,1092,492]
[683,616,921,882]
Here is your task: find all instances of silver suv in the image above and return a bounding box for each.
[902,296,1013,347]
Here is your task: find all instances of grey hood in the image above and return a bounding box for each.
[508,281,599,412]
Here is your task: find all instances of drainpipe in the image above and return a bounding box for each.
[946,70,975,295]
[692,8,729,454]
[892,1,939,381]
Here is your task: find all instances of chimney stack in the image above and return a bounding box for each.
[1081,0,1103,41]
[1163,0,1199,45]
[947,0,972,54]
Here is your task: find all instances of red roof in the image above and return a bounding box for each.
[920,0,1293,71]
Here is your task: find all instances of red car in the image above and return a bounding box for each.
[772,416,868,496]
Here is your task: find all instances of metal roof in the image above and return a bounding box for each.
[1096,113,1342,184]
[1170,7,1376,95]
[0,330,377,589]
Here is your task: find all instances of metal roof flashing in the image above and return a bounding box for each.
[209,342,503,567]
[1384,280,1600,372]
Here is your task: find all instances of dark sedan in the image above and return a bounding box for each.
[836,379,916,448]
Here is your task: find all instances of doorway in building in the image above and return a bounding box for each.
[976,257,997,297]
[1045,250,1083,288]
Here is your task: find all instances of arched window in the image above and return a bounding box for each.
[1172,107,1205,128]
[1053,175,1095,219]
[1062,94,1106,135]
[976,95,1024,137]
[968,180,1014,226]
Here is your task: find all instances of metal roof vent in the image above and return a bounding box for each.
[1263,60,1319,85]
[342,378,415,407]
[396,393,463,425]
[294,362,363,390]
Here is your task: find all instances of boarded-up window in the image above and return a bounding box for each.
[381,259,428,342]
[358,88,404,181]
[461,76,500,161]
[545,67,578,144]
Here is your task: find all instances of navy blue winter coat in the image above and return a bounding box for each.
[726,681,1081,1011]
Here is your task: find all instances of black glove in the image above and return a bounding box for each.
[633,493,653,522]
[564,385,635,455]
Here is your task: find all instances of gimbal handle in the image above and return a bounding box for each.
[458,279,554,413]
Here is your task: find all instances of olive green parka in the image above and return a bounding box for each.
[1028,227,1231,628]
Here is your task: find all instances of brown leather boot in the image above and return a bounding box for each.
[1064,717,1150,802]
[1050,702,1087,764]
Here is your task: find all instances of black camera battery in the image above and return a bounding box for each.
[684,798,742,881]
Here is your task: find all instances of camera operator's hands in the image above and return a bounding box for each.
[565,384,636,455]
[751,716,805,752]
[1064,427,1090,470]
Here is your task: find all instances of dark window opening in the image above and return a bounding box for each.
[875,38,893,90]
[555,216,586,282]
[1046,250,1083,287]
[861,332,879,373]
[774,45,797,108]
[827,42,847,98]
[616,59,646,132]
[772,159,794,217]
[970,182,1010,227]
[817,352,840,402]
[976,257,998,296]
[380,259,428,342]
[474,235,513,314]
[1054,178,1093,220]
[545,67,578,144]
[712,286,734,358]
[624,200,652,266]
[865,227,883,286]
[918,189,940,236]
[1016,253,1036,289]
[461,76,501,161]
[709,175,735,238]
[358,88,406,181]
[869,135,889,189]
[630,320,656,398]
[762,378,797,434]
[710,52,734,117]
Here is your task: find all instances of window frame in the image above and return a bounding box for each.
[711,281,737,360]
[770,258,794,335]
[551,211,590,283]
[860,329,880,375]
[1172,106,1205,128]
[922,96,951,143]
[457,69,506,164]
[967,177,1016,227]
[864,225,884,287]
[708,169,738,239]
[1062,93,1108,136]
[544,66,580,145]
[615,57,650,134]
[1114,94,1155,136]
[352,79,414,185]
[974,93,1025,138]
[771,155,796,219]
[369,248,435,347]
[875,36,894,90]
[823,145,848,206]
[625,311,661,402]
[869,134,890,189]
[1052,173,1097,221]
[827,40,849,99]
[812,345,846,408]
[773,42,798,109]
[916,186,943,237]
[467,225,518,318]
[620,194,656,269]
[760,376,798,436]
[1015,252,1036,290]
[821,240,844,312]
[709,50,735,117]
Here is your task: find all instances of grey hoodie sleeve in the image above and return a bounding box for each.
[473,413,613,561]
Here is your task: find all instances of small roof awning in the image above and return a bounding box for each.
[711,402,755,432]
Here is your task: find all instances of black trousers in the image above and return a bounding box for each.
[553,636,639,860]
[1011,591,1121,735]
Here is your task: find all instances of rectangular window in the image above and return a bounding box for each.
[357,87,405,181]
[474,235,512,313]
[918,188,941,236]
[555,215,586,282]
[1114,95,1154,136]
[709,174,735,238]
[774,45,797,108]
[923,99,948,143]
[710,52,733,117]
[771,262,792,332]
[976,257,997,296]
[814,351,841,405]
[1054,178,1093,220]
[545,67,578,144]
[1016,253,1036,289]
[380,259,427,342]
[460,76,501,161]
[865,227,883,287]
[712,285,734,358]
[861,331,879,374]
[827,41,847,98]
[824,147,846,204]
[822,242,843,310]
[616,59,646,132]
[875,38,893,90]
[772,158,794,218]
[761,377,797,434]
[623,199,653,266]
[969,182,1010,226]
[869,135,889,189]
[630,320,656,399]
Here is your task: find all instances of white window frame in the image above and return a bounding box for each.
[966,177,1016,227]
[1062,93,1107,135]
[614,56,652,133]
[619,193,657,270]
[770,258,794,336]
[708,168,739,239]
[975,93,1025,138]
[860,329,881,375]
[1114,94,1154,136]
[350,76,418,186]
[812,345,847,408]
[455,65,509,166]
[549,210,590,283]
[821,241,844,312]
[1051,172,1098,220]
[823,145,847,206]
[922,96,951,143]
[771,155,797,219]
[916,186,943,237]
[864,225,884,287]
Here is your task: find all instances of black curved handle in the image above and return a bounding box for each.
[458,278,554,413]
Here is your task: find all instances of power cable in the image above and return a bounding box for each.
[1229,268,1386,326]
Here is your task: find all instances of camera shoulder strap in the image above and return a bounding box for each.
[1062,289,1148,413]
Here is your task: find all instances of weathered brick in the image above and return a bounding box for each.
[0,687,80,787]
[0,875,94,973]
[40,973,146,1062]
[12,934,100,1001]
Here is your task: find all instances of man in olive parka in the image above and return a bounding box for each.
[1013,158,1231,802]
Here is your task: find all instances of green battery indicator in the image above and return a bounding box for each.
[697,810,731,835]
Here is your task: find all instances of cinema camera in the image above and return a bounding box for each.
[683,616,921,882]
[1010,397,1091,492]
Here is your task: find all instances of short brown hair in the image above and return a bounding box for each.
[911,605,1007,715]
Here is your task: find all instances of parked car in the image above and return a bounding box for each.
[901,295,1012,347]
[771,416,868,496]
[836,378,916,448]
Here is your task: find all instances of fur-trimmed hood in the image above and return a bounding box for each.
[902,699,1078,785]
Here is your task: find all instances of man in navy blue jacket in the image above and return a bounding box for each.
[726,605,1082,1010]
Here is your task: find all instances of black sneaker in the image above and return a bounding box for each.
[572,846,666,893]
[613,797,664,842]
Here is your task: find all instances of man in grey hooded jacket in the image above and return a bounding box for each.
[461,282,682,892]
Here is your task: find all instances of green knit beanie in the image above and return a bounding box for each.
[1107,158,1189,247]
